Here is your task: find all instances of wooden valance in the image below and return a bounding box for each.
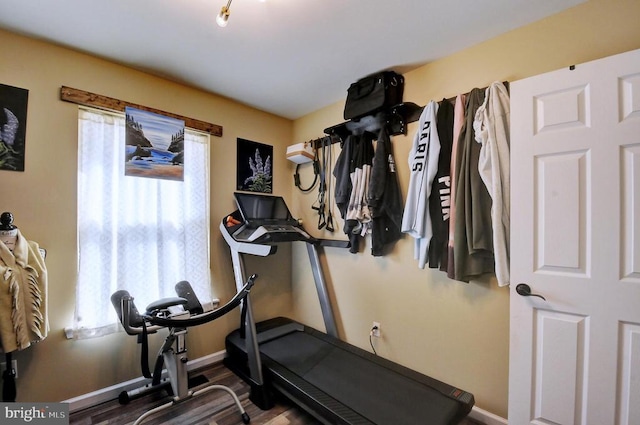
[60,86,222,137]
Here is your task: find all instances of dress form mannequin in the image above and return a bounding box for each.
[0,211,20,401]
[0,212,18,252]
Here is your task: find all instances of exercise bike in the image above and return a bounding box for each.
[111,275,257,425]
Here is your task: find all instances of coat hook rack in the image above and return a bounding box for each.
[323,102,422,144]
[322,81,509,146]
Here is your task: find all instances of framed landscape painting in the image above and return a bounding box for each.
[125,106,185,181]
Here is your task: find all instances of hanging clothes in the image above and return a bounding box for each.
[453,88,494,282]
[313,139,335,232]
[334,133,356,251]
[334,133,357,252]
[401,100,441,268]
[427,99,454,270]
[0,229,48,353]
[346,133,374,240]
[474,81,511,286]
[334,132,375,253]
[367,126,404,256]
[447,94,466,280]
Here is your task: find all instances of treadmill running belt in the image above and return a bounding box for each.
[260,331,461,424]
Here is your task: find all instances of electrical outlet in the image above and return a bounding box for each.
[371,321,381,338]
[0,359,18,379]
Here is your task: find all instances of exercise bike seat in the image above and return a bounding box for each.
[145,297,188,315]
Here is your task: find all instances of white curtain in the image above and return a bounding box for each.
[73,108,211,339]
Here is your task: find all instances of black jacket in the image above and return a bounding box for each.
[428,99,454,269]
[367,127,404,256]
[334,127,403,256]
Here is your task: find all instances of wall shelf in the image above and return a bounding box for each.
[323,102,423,144]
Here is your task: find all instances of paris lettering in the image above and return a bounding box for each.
[411,121,431,172]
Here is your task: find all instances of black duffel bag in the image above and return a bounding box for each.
[343,71,404,120]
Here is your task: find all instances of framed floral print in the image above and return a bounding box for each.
[236,138,272,193]
[0,83,29,172]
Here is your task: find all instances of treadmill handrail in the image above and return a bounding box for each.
[313,239,351,249]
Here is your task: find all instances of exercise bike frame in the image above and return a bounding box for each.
[112,275,257,424]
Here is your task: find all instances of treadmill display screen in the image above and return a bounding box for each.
[235,192,294,222]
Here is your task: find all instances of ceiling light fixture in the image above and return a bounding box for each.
[216,0,232,27]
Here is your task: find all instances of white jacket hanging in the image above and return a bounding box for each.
[0,230,48,352]
[474,81,511,286]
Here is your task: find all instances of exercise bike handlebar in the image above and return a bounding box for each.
[146,274,256,328]
[112,274,257,334]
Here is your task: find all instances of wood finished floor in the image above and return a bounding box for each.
[69,361,484,425]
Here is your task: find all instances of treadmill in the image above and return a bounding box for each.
[221,192,474,425]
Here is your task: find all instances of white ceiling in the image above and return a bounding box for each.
[0,0,584,120]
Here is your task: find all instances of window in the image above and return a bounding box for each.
[72,108,211,339]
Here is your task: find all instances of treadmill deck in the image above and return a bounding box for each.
[225,317,474,425]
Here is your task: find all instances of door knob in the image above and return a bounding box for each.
[516,283,546,301]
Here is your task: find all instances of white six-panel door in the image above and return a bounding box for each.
[509,49,640,424]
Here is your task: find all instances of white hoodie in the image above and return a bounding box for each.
[474,81,511,286]
[401,100,441,268]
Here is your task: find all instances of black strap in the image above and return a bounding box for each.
[294,150,319,193]
[312,138,335,232]
[151,352,165,386]
[2,352,16,402]
[139,321,152,379]
[138,319,164,385]
[325,139,335,232]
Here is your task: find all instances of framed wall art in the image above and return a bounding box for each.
[125,106,185,181]
[236,138,272,193]
[0,83,29,172]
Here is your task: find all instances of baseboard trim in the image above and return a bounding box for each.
[64,350,508,424]
[63,350,225,413]
[468,406,508,425]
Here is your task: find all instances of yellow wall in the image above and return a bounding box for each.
[0,28,295,402]
[1,0,639,419]
[291,0,640,418]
